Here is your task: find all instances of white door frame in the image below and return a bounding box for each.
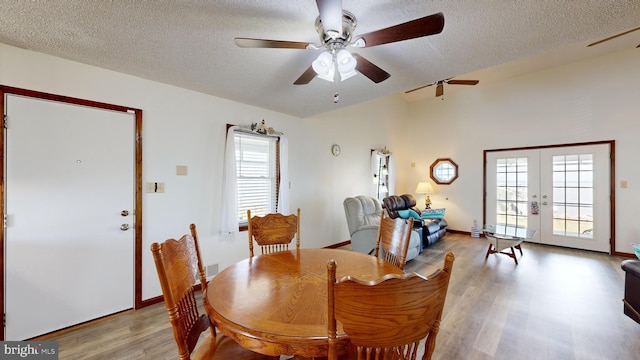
[483,141,615,254]
[0,85,143,340]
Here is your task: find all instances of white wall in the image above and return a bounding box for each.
[296,95,409,245]
[402,48,640,254]
[0,43,302,300]
[0,43,388,301]
[2,42,637,302]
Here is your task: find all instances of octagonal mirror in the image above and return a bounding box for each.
[430,158,458,185]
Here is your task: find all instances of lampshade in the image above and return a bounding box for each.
[415,181,434,194]
[336,49,357,81]
[312,51,335,82]
[415,181,434,209]
[312,50,358,82]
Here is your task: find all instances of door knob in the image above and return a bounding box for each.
[120,224,130,231]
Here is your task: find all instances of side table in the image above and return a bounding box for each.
[482,225,536,265]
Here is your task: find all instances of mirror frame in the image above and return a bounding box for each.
[430,158,459,185]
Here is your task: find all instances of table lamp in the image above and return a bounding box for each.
[415,181,434,209]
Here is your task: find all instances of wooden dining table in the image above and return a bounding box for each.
[204,248,403,358]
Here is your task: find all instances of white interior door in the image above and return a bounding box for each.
[486,144,610,253]
[5,95,135,340]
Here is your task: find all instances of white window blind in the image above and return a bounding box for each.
[234,131,278,224]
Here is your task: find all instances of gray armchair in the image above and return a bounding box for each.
[343,196,382,255]
[343,195,421,262]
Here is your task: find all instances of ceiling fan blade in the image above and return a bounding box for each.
[316,0,343,38]
[357,12,444,48]
[293,66,317,85]
[447,80,479,85]
[404,83,435,94]
[587,26,640,47]
[435,83,444,97]
[352,54,390,83]
[235,38,310,49]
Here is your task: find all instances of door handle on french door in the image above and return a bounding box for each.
[542,202,548,205]
[120,224,130,231]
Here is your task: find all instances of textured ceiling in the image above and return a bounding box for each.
[0,1,639,117]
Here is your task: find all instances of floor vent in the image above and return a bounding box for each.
[206,264,219,278]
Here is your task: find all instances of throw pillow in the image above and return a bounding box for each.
[398,209,421,219]
[421,208,446,219]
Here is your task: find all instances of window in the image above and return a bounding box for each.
[430,158,458,185]
[234,131,279,226]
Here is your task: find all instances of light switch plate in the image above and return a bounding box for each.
[146,182,165,193]
[176,165,188,176]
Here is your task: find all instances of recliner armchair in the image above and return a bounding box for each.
[344,195,421,262]
[383,194,447,248]
[343,196,383,255]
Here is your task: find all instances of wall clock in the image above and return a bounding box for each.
[331,144,341,156]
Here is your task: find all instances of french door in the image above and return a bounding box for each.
[485,143,612,253]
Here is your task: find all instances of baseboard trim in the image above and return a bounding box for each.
[445,229,486,238]
[31,308,134,340]
[324,240,351,249]
[447,229,467,235]
[141,295,164,307]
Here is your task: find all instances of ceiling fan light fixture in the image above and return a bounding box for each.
[351,37,365,48]
[326,29,341,39]
[312,51,335,82]
[315,0,344,39]
[336,49,357,80]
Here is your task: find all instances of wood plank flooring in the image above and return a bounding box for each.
[41,233,640,359]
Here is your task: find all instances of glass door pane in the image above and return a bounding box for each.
[540,144,610,252]
[551,154,593,238]
[495,157,529,233]
[486,150,540,242]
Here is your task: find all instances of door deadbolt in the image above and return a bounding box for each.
[121,210,129,216]
[120,224,130,231]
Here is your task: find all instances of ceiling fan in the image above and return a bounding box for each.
[405,78,479,97]
[587,25,640,48]
[234,0,445,85]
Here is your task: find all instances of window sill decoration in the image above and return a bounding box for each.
[245,119,283,136]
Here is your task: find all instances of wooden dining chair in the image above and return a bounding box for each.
[327,252,455,360]
[247,208,301,257]
[151,233,274,360]
[374,210,414,270]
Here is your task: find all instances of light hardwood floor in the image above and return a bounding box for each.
[41,233,640,359]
